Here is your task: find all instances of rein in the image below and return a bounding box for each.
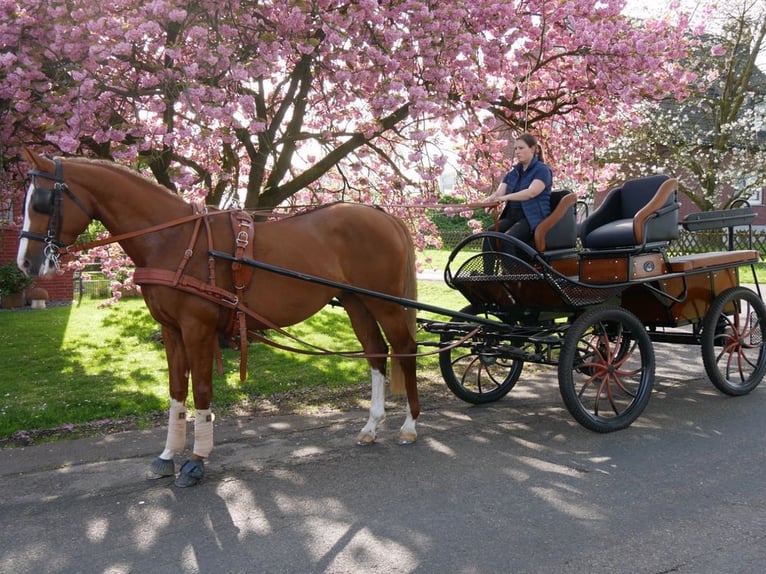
[245,320,483,360]
[21,159,235,267]
[67,211,218,254]
[246,200,501,220]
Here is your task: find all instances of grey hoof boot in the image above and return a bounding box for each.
[149,456,175,478]
[175,459,204,488]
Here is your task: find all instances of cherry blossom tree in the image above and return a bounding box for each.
[2,0,696,249]
[602,0,766,210]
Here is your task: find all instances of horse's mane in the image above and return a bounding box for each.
[65,156,180,200]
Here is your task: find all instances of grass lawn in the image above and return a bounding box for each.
[0,269,464,443]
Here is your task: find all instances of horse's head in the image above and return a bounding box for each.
[17,149,95,277]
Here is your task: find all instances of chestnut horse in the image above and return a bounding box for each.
[16,150,419,487]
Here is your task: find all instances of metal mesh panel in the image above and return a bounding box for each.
[451,253,541,283]
[449,251,625,309]
[548,274,624,307]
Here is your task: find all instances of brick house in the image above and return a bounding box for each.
[0,194,74,304]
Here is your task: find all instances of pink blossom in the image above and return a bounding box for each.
[2,0,700,276]
[167,8,187,22]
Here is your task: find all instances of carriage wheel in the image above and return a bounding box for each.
[559,305,655,433]
[701,286,766,396]
[439,305,524,404]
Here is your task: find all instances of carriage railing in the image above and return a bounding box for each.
[680,201,756,251]
[444,232,632,310]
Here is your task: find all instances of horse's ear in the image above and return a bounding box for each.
[21,147,51,171]
[21,147,36,164]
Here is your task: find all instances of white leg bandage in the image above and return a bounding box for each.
[358,368,387,442]
[160,399,187,460]
[193,409,215,459]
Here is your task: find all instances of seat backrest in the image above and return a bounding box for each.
[550,189,571,212]
[579,175,679,250]
[619,174,672,218]
[534,189,577,252]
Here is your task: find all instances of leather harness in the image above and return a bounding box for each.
[132,208,256,381]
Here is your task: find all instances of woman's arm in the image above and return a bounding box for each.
[494,178,546,202]
[487,181,508,201]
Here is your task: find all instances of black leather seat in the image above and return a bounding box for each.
[580,175,679,250]
[533,189,578,254]
[477,189,578,276]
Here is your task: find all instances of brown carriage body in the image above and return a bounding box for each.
[435,187,765,434]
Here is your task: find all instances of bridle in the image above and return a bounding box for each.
[20,158,94,269]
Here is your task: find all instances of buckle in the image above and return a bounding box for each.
[222,294,239,306]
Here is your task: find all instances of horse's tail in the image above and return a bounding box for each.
[389,216,418,395]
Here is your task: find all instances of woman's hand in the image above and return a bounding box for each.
[484,199,503,214]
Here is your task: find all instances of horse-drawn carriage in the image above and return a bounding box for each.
[421,174,765,432]
[16,151,765,486]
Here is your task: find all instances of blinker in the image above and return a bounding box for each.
[32,187,55,215]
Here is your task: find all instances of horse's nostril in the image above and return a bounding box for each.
[19,259,35,277]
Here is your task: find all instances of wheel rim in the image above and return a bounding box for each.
[448,348,519,395]
[710,298,764,386]
[571,318,649,420]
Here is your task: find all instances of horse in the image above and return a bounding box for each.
[16,149,420,487]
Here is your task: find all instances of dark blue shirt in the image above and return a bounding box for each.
[500,157,552,229]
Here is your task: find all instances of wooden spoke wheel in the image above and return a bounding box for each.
[702,286,766,396]
[439,306,524,404]
[559,305,655,432]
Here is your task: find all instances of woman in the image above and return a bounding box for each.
[483,133,552,261]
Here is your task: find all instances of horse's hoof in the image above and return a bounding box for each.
[356,433,376,446]
[149,456,175,478]
[397,433,417,445]
[175,459,205,487]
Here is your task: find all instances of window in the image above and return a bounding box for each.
[0,196,12,225]
[736,175,762,206]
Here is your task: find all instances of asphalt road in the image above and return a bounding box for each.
[3,340,766,574]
